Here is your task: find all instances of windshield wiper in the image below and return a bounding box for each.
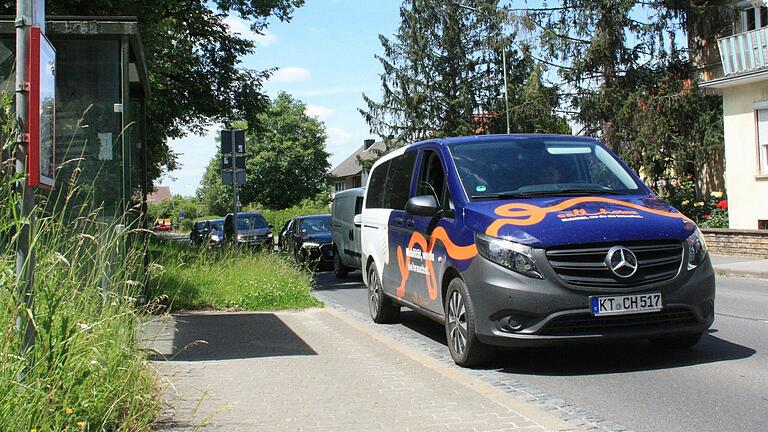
[472,188,628,200]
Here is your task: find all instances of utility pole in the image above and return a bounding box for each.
[15,0,40,372]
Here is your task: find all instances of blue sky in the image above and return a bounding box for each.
[160,0,402,196]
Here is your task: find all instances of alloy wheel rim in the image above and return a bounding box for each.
[368,270,380,317]
[447,290,468,356]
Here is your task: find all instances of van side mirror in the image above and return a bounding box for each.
[406,195,440,217]
[353,214,362,227]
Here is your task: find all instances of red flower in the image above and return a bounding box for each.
[716,200,728,209]
[703,214,711,219]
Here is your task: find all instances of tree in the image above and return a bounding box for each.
[197,155,231,216]
[524,0,725,197]
[197,93,330,211]
[0,0,304,185]
[240,92,330,209]
[361,0,568,151]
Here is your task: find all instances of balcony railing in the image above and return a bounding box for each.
[718,28,768,76]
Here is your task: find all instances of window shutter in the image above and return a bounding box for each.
[759,110,768,173]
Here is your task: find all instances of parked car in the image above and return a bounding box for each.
[331,188,365,278]
[190,221,210,245]
[153,218,173,231]
[206,218,225,246]
[360,134,715,367]
[277,218,295,253]
[223,212,273,249]
[282,214,333,268]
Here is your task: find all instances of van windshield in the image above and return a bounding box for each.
[237,214,268,230]
[449,138,642,200]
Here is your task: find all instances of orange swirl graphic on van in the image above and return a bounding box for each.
[485,197,686,237]
[396,226,477,300]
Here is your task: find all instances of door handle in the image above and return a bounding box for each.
[407,219,414,228]
[395,217,404,226]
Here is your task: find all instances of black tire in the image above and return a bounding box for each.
[367,263,400,323]
[333,246,349,279]
[444,278,495,368]
[650,332,703,349]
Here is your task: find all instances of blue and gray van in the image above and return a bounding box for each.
[360,135,715,367]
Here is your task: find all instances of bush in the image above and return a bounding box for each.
[661,178,728,227]
[245,191,331,231]
[147,239,321,311]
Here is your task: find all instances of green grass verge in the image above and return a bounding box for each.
[147,239,322,311]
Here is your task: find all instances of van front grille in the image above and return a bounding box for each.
[545,241,683,288]
[540,308,698,336]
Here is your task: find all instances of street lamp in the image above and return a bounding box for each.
[455,2,510,134]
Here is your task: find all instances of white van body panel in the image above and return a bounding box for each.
[360,147,407,286]
[331,187,365,269]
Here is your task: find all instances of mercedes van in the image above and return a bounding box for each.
[331,188,365,278]
[360,135,715,367]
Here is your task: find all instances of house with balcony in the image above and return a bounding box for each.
[699,2,768,229]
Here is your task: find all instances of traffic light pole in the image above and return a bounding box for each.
[15,0,37,374]
[230,130,238,243]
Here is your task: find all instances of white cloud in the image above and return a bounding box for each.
[305,105,335,121]
[327,127,354,148]
[223,15,277,47]
[270,66,311,83]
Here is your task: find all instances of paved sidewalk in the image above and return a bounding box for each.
[711,254,768,279]
[144,309,576,432]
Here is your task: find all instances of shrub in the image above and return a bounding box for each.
[661,178,728,227]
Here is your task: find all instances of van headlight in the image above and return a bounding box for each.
[210,234,221,241]
[475,233,542,279]
[686,227,708,270]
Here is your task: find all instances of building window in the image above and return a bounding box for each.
[742,7,768,32]
[759,109,768,174]
[334,181,345,192]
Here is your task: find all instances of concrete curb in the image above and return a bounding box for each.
[714,267,768,279]
[324,307,581,432]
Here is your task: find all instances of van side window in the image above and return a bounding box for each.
[354,196,363,215]
[366,160,390,208]
[383,151,417,210]
[417,151,446,202]
[417,150,454,218]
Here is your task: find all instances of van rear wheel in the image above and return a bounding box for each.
[445,278,494,368]
[333,246,349,279]
[367,264,400,323]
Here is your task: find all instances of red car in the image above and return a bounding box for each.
[153,223,172,232]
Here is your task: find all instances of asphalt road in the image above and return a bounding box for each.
[314,271,768,432]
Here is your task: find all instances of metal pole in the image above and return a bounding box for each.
[231,130,238,244]
[15,0,36,370]
[502,47,510,134]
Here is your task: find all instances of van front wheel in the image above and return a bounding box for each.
[445,278,494,368]
[367,264,400,324]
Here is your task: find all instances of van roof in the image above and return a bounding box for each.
[333,187,365,198]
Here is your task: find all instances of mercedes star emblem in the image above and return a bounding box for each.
[605,246,639,278]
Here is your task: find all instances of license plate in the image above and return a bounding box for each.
[590,293,662,316]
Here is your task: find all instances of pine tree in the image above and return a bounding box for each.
[360,0,568,147]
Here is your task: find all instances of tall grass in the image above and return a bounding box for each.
[0,97,158,430]
[148,239,321,311]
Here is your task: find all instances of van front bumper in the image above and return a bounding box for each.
[461,254,716,347]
